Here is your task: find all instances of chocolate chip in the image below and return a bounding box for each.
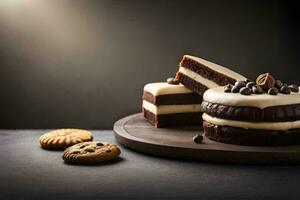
[224,84,232,93]
[239,87,252,95]
[231,85,240,93]
[106,149,111,153]
[167,77,179,85]
[71,150,81,154]
[85,148,95,152]
[246,81,256,89]
[252,85,264,94]
[235,81,246,88]
[193,134,203,144]
[80,145,86,149]
[289,84,299,93]
[275,80,283,89]
[268,87,279,95]
[96,142,104,146]
[280,85,291,94]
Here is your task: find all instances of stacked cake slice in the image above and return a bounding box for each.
[142,82,203,127]
[142,55,248,128]
[176,55,247,94]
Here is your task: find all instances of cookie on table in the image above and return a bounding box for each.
[39,129,93,150]
[62,141,121,165]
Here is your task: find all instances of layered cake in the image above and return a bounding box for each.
[142,79,203,127]
[176,55,247,95]
[202,73,300,146]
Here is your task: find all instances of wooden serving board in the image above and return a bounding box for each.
[113,113,300,164]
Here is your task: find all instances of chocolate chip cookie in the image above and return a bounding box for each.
[39,129,93,150]
[62,141,121,165]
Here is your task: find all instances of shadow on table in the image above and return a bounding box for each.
[63,157,126,167]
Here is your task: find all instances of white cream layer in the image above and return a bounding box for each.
[203,113,300,131]
[144,82,193,96]
[181,55,247,81]
[143,100,202,115]
[178,67,219,89]
[203,87,300,109]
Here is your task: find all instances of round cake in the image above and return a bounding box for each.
[201,76,300,146]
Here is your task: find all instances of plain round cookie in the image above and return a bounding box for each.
[39,129,93,150]
[62,141,121,165]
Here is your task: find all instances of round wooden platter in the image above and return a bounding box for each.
[113,113,300,164]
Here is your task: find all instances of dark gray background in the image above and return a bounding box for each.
[0,0,299,129]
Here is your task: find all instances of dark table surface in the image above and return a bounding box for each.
[1,130,300,200]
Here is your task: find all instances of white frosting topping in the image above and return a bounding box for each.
[181,55,247,81]
[143,100,202,115]
[203,113,300,131]
[178,67,219,88]
[144,82,193,96]
[203,87,300,109]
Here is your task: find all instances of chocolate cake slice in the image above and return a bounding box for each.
[176,55,247,95]
[142,82,203,128]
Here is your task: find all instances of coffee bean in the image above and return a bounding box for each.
[275,80,283,89]
[280,85,291,94]
[289,84,299,93]
[252,85,264,94]
[231,85,240,93]
[193,134,203,144]
[96,142,104,146]
[246,81,256,89]
[268,87,279,95]
[224,84,232,93]
[239,87,252,95]
[85,148,95,152]
[235,81,246,88]
[167,77,179,85]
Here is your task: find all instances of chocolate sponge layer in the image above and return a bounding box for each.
[143,91,203,106]
[203,121,300,146]
[175,72,208,95]
[180,56,237,86]
[202,101,300,122]
[143,108,202,128]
